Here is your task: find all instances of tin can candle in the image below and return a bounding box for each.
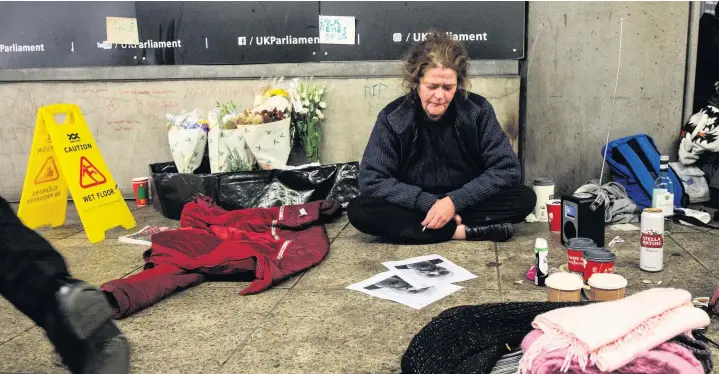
[640,207,664,272]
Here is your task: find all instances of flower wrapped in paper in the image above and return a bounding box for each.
[207,101,256,173]
[166,109,208,173]
[209,78,294,171]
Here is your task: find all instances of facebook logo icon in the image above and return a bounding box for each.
[238,37,247,46]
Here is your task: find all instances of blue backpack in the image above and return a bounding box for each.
[601,134,687,210]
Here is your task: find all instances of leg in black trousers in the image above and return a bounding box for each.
[460,184,537,226]
[0,197,130,374]
[347,184,536,243]
[0,198,71,327]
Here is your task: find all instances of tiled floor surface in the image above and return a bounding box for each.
[2,203,719,373]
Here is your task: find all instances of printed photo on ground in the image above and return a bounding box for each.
[346,271,462,309]
[382,254,477,288]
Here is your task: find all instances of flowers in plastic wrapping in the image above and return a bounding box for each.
[165,109,209,174]
[290,78,327,162]
[166,109,209,133]
[211,78,292,130]
[205,77,296,173]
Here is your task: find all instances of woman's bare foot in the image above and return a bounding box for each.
[452,224,467,240]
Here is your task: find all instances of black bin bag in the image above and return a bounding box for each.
[149,157,218,220]
[149,161,360,219]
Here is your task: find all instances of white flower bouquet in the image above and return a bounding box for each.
[207,101,255,173]
[208,78,293,171]
[289,78,326,163]
[166,109,208,173]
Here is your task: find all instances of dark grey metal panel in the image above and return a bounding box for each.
[318,1,526,61]
[0,1,525,69]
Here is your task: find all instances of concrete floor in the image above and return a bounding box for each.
[2,203,719,373]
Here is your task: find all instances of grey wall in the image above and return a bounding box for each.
[0,63,520,201]
[525,1,691,194]
[0,1,697,202]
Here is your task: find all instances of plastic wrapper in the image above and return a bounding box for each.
[166,110,208,173]
[207,128,256,173]
[670,162,710,203]
[207,106,255,173]
[289,78,327,163]
[149,157,216,220]
[150,161,359,219]
[209,81,293,171]
[241,117,292,169]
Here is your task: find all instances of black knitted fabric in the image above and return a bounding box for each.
[672,332,714,374]
[398,102,475,195]
[400,301,587,374]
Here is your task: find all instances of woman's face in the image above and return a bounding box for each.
[418,66,458,120]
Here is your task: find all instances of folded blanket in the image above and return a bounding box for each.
[401,302,590,374]
[521,330,704,374]
[519,288,710,373]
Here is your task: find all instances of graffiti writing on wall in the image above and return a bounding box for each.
[364,83,388,98]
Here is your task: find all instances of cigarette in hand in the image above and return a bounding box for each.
[422,225,426,232]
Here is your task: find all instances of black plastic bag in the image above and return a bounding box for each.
[150,161,359,219]
[325,162,359,204]
[149,157,218,220]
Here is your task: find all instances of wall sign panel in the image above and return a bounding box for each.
[0,1,525,69]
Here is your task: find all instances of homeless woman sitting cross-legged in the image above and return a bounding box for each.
[347,31,536,244]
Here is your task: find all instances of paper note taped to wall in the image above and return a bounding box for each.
[319,15,355,45]
[106,16,140,45]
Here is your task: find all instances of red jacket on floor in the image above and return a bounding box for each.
[101,197,342,318]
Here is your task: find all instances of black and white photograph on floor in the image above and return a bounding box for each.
[346,271,463,309]
[382,255,477,289]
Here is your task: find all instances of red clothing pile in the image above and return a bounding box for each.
[101,196,341,318]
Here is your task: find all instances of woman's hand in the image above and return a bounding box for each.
[453,214,462,225]
[422,197,456,229]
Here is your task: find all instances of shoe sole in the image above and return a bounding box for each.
[58,283,131,374]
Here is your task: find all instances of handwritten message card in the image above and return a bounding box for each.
[319,15,355,45]
[106,16,140,45]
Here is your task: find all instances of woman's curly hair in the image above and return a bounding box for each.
[402,30,471,99]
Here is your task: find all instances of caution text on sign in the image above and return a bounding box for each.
[17,104,136,243]
[53,125,117,211]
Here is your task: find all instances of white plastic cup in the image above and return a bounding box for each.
[533,177,555,222]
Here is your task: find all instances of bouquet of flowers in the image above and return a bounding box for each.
[290,78,327,163]
[207,101,255,173]
[166,109,208,173]
[207,77,293,172]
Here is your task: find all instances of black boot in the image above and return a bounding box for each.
[465,223,514,242]
[44,279,130,374]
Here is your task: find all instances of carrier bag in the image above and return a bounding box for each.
[601,134,688,210]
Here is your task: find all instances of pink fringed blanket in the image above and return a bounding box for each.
[519,288,710,373]
[520,330,704,374]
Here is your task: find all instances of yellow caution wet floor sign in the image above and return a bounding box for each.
[17,104,136,243]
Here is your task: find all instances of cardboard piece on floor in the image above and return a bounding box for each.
[17,104,136,243]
